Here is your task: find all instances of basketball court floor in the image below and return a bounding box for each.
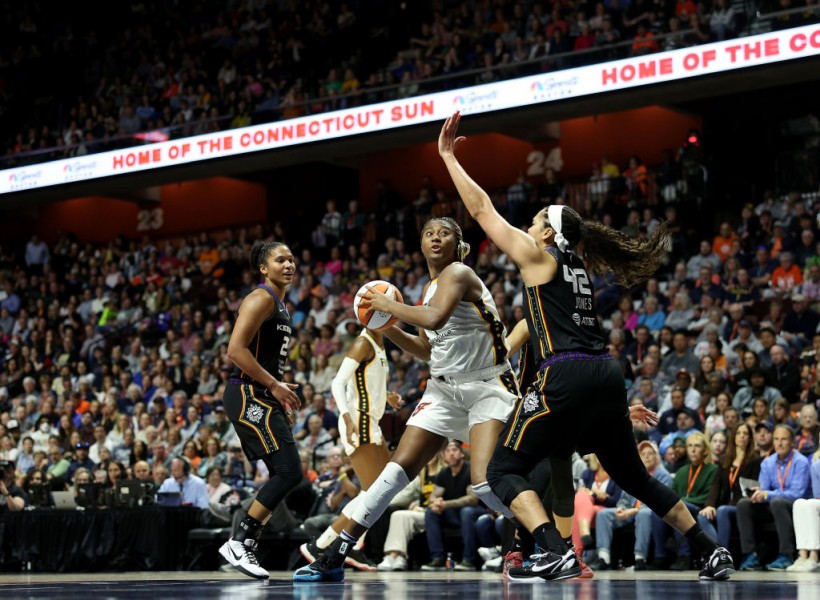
[0,571,817,599]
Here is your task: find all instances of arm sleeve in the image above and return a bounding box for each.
[331,357,360,416]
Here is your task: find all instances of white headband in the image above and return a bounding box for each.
[547,205,569,252]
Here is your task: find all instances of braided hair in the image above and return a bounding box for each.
[422,217,471,262]
[544,206,669,289]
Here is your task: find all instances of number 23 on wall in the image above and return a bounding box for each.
[136,208,164,232]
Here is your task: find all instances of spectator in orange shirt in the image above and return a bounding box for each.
[631,22,659,56]
[712,222,739,263]
[770,251,803,297]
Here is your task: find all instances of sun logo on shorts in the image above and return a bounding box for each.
[245,404,265,424]
[522,390,540,414]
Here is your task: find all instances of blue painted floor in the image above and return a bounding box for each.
[0,571,816,599]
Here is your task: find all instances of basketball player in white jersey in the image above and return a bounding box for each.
[299,326,402,570]
[294,216,520,582]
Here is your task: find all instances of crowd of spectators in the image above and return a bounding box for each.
[4,0,816,167]
[2,141,820,571]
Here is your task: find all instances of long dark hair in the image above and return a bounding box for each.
[249,241,287,272]
[548,206,669,288]
[722,423,755,470]
[421,217,471,261]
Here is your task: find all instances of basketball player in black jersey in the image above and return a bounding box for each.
[218,241,302,579]
[438,112,734,582]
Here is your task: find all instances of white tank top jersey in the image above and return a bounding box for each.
[422,277,509,378]
[346,329,389,420]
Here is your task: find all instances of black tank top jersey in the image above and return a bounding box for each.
[523,247,606,362]
[232,284,292,384]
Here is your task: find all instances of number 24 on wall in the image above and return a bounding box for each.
[136,208,164,232]
[526,148,563,176]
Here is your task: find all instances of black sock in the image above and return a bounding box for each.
[515,525,535,555]
[326,534,353,568]
[532,522,568,554]
[233,514,264,544]
[563,535,574,549]
[684,523,718,558]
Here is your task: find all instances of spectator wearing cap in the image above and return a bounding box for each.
[755,421,775,457]
[732,369,782,419]
[794,405,819,458]
[590,440,672,571]
[67,441,95,480]
[765,344,801,404]
[736,424,810,571]
[0,459,26,512]
[782,294,819,352]
[729,319,764,356]
[658,369,701,414]
[659,410,702,457]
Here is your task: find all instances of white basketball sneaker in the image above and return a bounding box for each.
[219,539,270,579]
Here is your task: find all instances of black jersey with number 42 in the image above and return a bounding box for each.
[232,284,292,384]
[523,247,606,363]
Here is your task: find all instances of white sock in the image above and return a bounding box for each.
[598,549,611,565]
[352,462,409,529]
[316,526,338,549]
[472,482,515,520]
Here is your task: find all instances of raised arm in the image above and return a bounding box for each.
[438,112,544,269]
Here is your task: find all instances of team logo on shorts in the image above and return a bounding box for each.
[245,403,265,424]
[522,390,540,414]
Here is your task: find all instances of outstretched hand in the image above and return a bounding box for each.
[629,404,659,428]
[438,111,467,158]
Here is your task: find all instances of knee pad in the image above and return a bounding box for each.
[341,491,364,519]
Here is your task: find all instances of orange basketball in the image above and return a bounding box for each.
[354,280,404,330]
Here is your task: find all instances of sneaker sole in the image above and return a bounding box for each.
[218,544,269,580]
[299,544,317,564]
[541,565,583,582]
[699,566,735,581]
[345,556,378,572]
[292,568,345,583]
[506,572,547,583]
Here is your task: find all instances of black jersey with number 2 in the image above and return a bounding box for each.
[523,247,606,362]
[232,283,292,384]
